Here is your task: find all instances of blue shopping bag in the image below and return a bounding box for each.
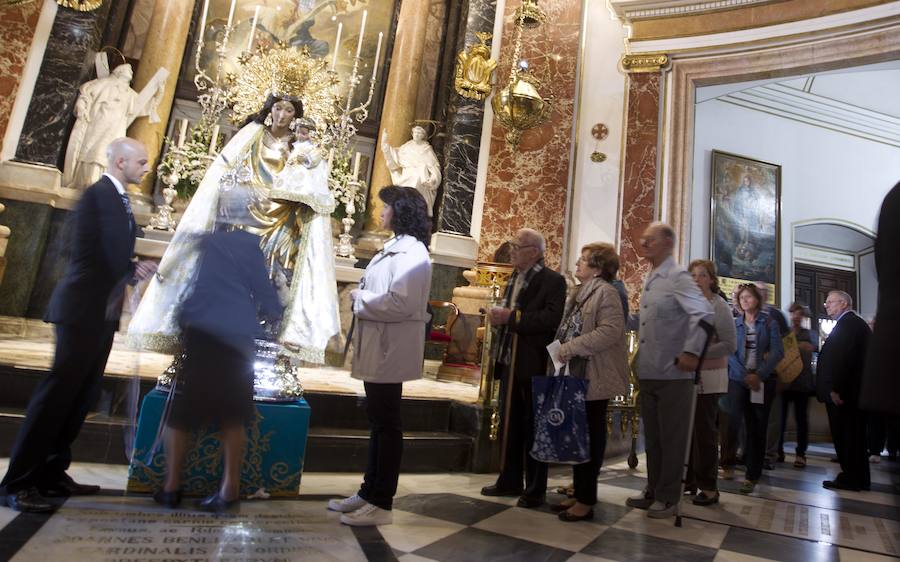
[529,375,590,464]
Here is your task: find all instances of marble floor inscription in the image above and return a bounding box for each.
[10,497,366,562]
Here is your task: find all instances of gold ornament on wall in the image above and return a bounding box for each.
[590,122,608,163]
[57,0,104,11]
[515,0,546,29]
[454,32,497,101]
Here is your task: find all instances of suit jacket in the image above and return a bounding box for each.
[862,181,900,416]
[45,176,137,327]
[178,230,282,354]
[816,310,871,406]
[502,266,567,381]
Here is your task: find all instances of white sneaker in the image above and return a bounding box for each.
[647,501,678,518]
[327,494,368,513]
[340,503,393,527]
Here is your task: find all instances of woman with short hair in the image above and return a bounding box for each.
[551,242,628,522]
[727,284,784,494]
[327,186,433,527]
[686,260,736,506]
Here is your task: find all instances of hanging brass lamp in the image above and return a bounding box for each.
[515,0,546,29]
[491,61,551,148]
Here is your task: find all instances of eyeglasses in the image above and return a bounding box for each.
[509,242,536,251]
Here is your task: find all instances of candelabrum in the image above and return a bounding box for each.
[148,171,179,232]
[335,178,364,258]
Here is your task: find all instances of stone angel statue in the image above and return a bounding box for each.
[63,52,168,190]
[381,125,442,217]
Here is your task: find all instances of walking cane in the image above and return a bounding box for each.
[498,333,519,472]
[675,319,715,528]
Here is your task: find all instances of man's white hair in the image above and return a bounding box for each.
[519,228,546,255]
[828,290,853,309]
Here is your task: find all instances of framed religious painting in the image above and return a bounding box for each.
[710,150,781,305]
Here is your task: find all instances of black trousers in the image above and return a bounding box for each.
[779,391,810,456]
[826,401,870,489]
[495,373,548,498]
[687,393,722,492]
[572,399,609,505]
[728,379,775,482]
[357,381,404,510]
[0,322,116,495]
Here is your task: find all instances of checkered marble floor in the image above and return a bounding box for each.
[0,449,897,562]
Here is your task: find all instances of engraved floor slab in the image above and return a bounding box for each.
[8,496,366,562]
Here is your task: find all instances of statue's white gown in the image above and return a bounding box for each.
[128,123,340,363]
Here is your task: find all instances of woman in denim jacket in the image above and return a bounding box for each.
[727,283,784,494]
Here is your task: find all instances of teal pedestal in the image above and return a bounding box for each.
[126,390,310,497]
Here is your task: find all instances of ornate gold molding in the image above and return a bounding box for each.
[621,53,669,73]
[57,0,104,11]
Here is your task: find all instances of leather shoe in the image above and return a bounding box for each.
[40,474,100,497]
[197,492,240,513]
[480,485,523,497]
[558,509,594,522]
[823,479,860,492]
[550,500,576,512]
[5,487,54,513]
[516,495,545,509]
[153,489,183,509]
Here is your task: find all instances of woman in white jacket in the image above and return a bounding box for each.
[328,186,433,527]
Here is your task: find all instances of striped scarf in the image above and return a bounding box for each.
[496,262,543,365]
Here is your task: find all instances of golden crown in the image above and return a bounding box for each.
[225,44,339,127]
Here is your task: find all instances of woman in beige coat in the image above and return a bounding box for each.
[554,242,629,521]
[328,186,432,527]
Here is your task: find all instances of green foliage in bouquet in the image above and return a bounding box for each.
[157,121,219,200]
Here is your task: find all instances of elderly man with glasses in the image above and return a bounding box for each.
[480,228,566,508]
[817,290,872,492]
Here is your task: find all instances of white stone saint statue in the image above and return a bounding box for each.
[381,125,442,216]
[63,56,168,190]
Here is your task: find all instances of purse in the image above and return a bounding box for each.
[775,331,803,384]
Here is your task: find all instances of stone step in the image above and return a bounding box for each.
[0,410,474,473]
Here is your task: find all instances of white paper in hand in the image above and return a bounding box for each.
[750,386,765,404]
[546,340,565,374]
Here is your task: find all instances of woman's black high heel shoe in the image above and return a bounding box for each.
[197,492,240,513]
[153,489,182,509]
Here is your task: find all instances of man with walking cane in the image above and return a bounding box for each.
[480,229,566,509]
[625,222,714,519]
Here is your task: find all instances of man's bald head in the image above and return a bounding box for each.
[106,137,149,186]
[640,221,676,267]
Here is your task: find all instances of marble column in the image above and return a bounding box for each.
[617,55,666,310]
[0,1,43,156]
[477,0,583,270]
[361,0,432,239]
[14,3,114,168]
[436,0,497,236]
[127,0,195,197]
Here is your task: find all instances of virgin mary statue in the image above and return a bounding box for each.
[128,93,340,363]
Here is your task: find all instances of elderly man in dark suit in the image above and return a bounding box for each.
[480,228,566,508]
[1,138,157,512]
[817,290,872,492]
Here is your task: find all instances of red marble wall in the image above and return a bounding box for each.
[477,0,582,270]
[617,72,661,309]
[0,2,42,155]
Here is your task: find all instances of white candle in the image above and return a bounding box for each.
[371,31,383,81]
[354,10,367,59]
[226,0,237,29]
[177,119,189,148]
[246,5,260,51]
[198,0,210,36]
[208,124,220,155]
[331,22,343,70]
[352,151,361,179]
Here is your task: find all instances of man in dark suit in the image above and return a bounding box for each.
[817,290,872,492]
[1,138,158,512]
[480,228,566,508]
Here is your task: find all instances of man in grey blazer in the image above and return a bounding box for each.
[626,223,713,518]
